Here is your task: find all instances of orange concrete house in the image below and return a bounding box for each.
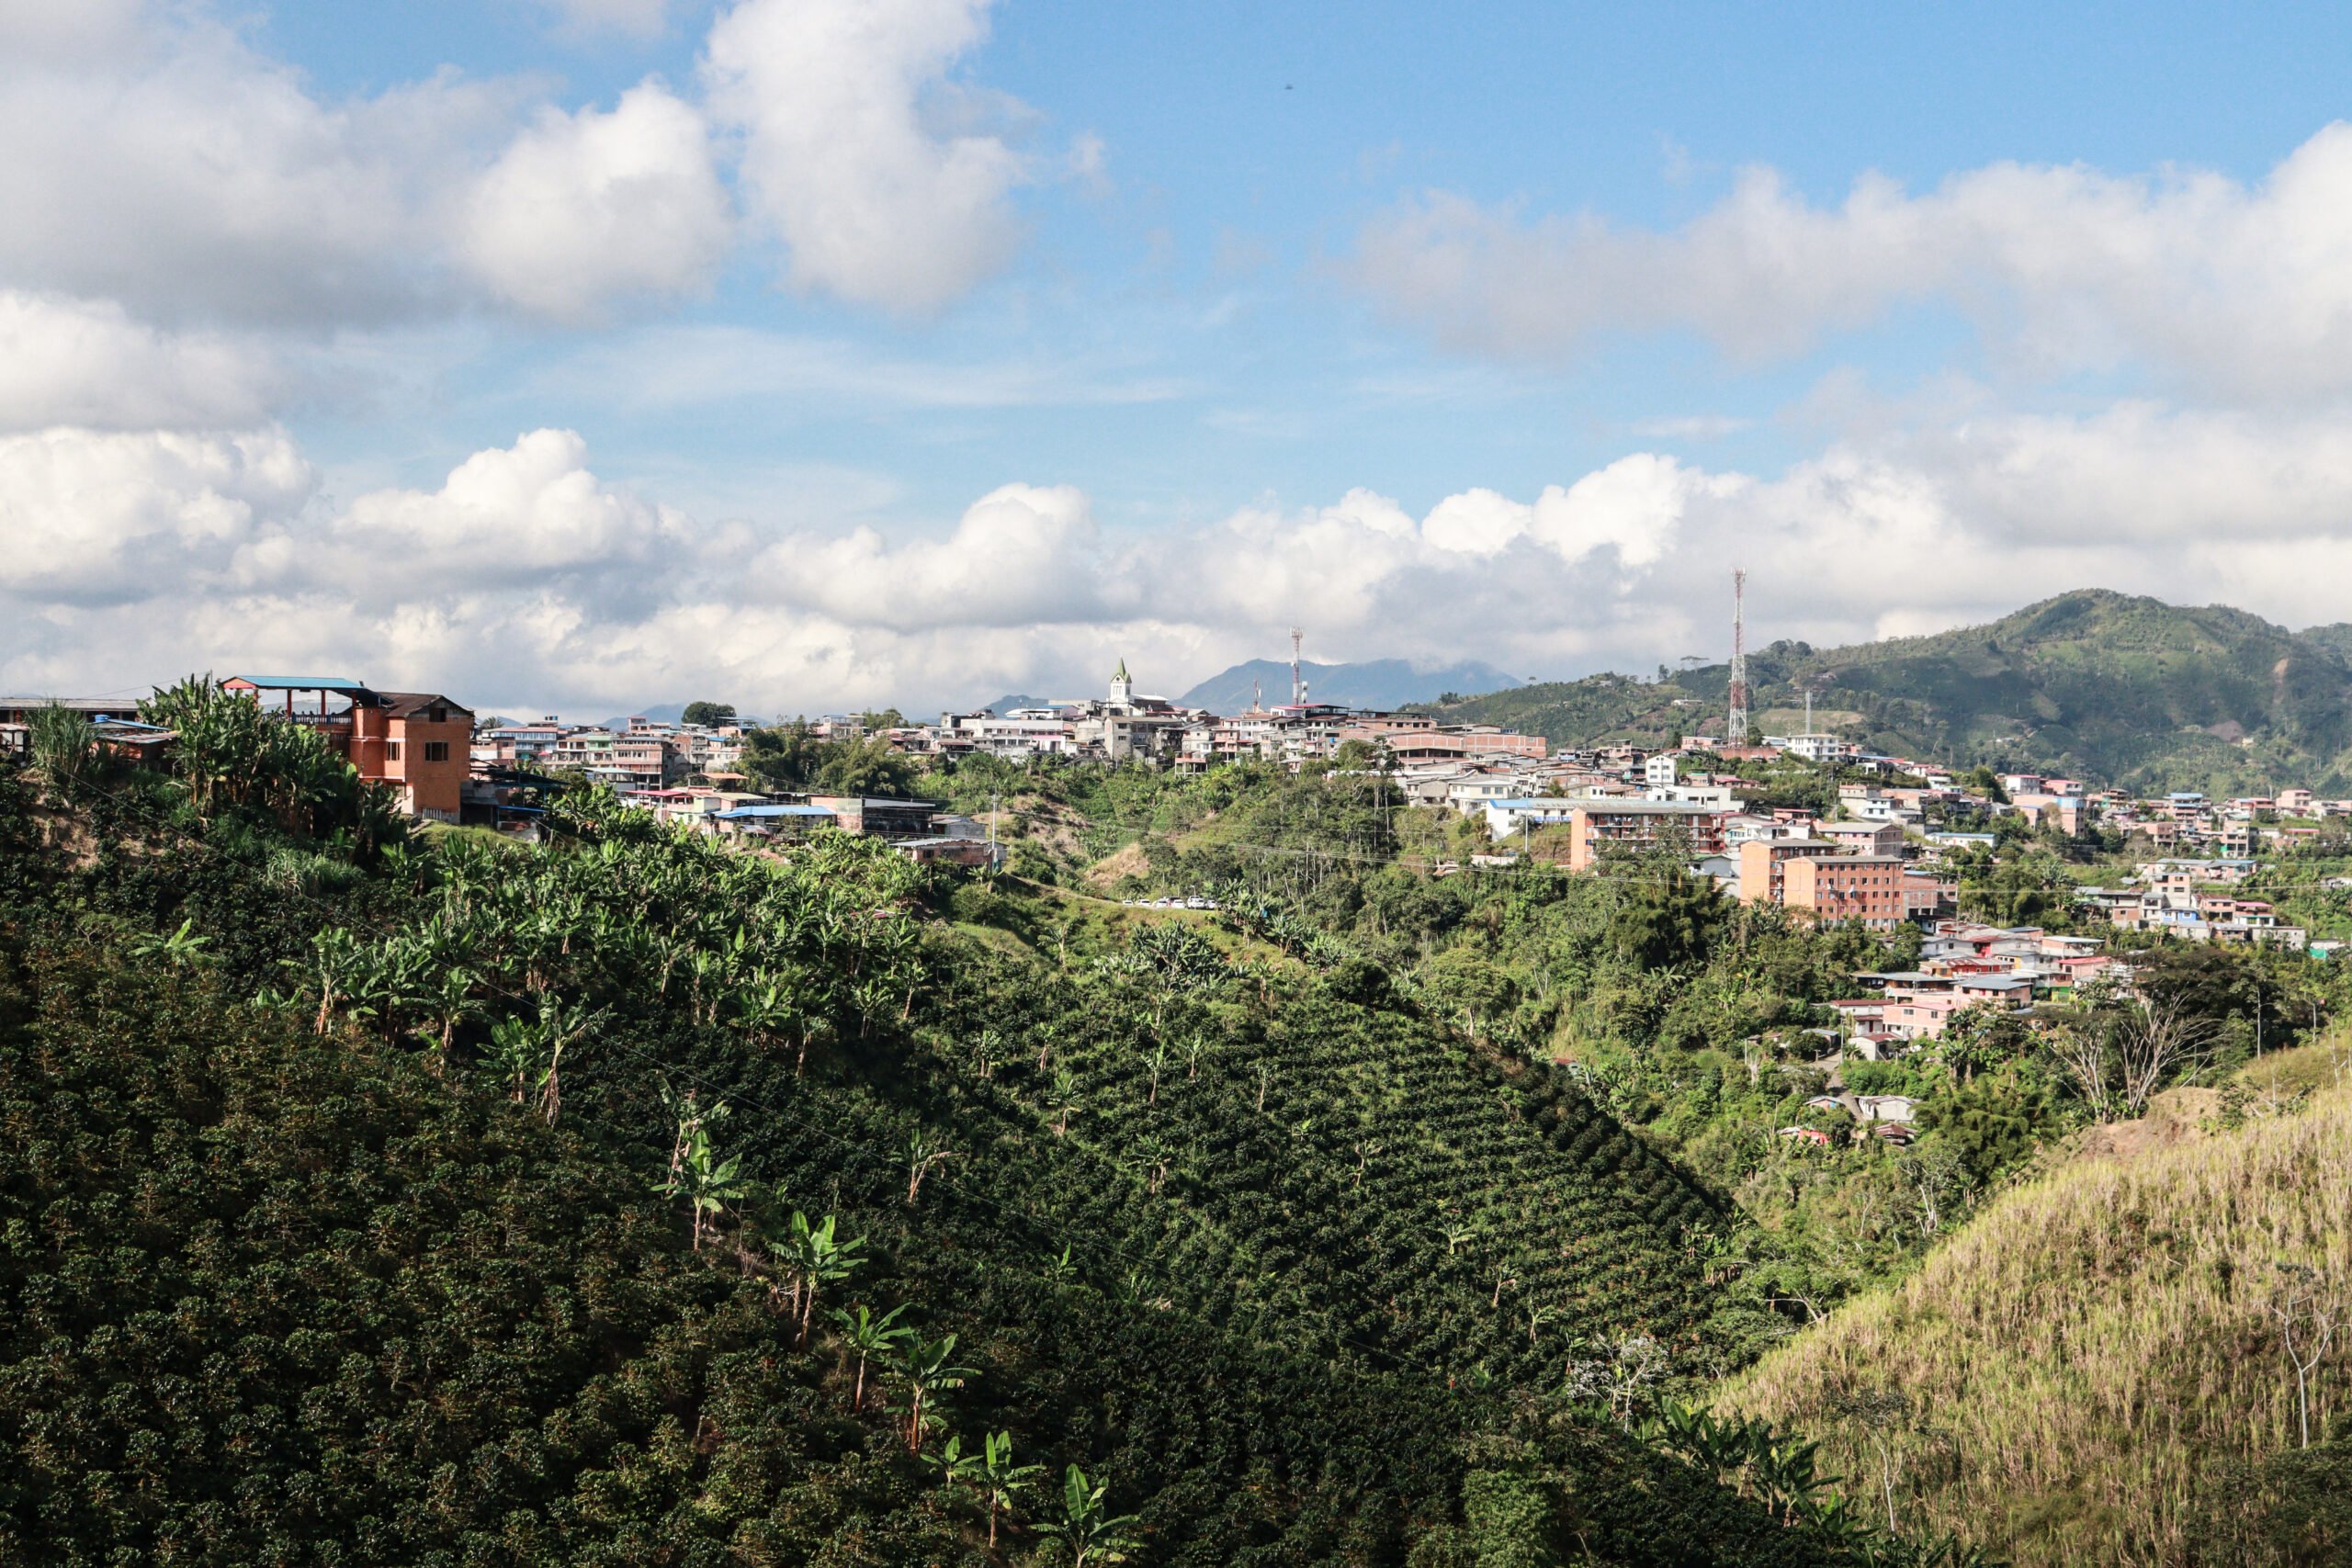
[222,677,475,822]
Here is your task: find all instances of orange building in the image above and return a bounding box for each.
[1736,838,1840,905]
[1781,854,1907,930]
[222,677,474,822]
[1563,801,1727,871]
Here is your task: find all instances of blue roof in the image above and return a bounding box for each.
[228,675,368,691]
[715,805,837,819]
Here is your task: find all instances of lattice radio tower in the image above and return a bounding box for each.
[1289,626,1308,705]
[1726,568,1750,743]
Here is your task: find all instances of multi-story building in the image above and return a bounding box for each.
[1781,853,1910,930]
[220,676,474,821]
[1821,818,1906,857]
[1545,800,1728,870]
[1736,838,1842,905]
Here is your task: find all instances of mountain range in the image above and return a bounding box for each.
[1421,589,2352,795]
[980,657,1521,717]
[1176,656,1523,712]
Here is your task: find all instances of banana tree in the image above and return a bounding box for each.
[658,1120,747,1250]
[1046,1068,1080,1137]
[887,1330,976,1454]
[904,1129,956,1204]
[931,1429,1041,1550]
[782,1212,865,1348]
[129,919,211,967]
[827,1302,910,1411]
[1036,1464,1143,1566]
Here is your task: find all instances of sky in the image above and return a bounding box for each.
[11,1,2352,717]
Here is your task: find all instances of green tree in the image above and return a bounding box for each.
[681,701,737,728]
[828,1303,911,1412]
[1036,1464,1144,1565]
[813,734,919,799]
[888,1330,976,1454]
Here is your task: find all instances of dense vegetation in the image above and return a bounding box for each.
[1422,589,2352,795]
[0,711,1917,1565]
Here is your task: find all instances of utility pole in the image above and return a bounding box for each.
[1727,568,1750,744]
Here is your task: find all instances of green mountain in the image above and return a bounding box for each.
[1422,590,2352,795]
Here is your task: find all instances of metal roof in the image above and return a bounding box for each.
[714,805,837,819]
[225,676,368,691]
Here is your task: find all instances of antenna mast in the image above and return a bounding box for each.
[1289,626,1307,705]
[1726,569,1749,743]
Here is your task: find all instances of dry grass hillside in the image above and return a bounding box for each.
[1718,1065,2352,1566]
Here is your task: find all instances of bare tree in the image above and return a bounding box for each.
[2043,1018,2115,1122]
[2268,1262,2344,1450]
[2047,996,2215,1122]
[1898,1145,1973,1238]
[2117,995,2214,1119]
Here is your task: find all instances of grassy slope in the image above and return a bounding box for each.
[1715,1076,2352,1566]
[1425,589,2352,793]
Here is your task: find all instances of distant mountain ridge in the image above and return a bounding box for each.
[1421,590,2352,795]
[1177,657,1523,713]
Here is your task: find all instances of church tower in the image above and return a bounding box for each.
[1109,657,1134,706]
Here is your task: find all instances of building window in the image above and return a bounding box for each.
[386,741,402,761]
[424,740,450,762]
[428,706,447,724]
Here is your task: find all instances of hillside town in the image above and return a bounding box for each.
[7,657,2342,962]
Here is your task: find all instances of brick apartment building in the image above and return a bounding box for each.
[1563,800,1728,871]
[1781,854,1907,930]
[1737,838,1842,904]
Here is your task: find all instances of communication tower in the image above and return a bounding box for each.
[1726,569,1750,743]
[1290,627,1308,705]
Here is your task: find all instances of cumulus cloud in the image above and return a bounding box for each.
[753,482,1108,629]
[21,402,2352,717]
[0,292,285,431]
[0,0,1050,336]
[703,0,1028,313]
[458,83,732,321]
[0,426,313,604]
[1354,124,2352,399]
[0,8,508,326]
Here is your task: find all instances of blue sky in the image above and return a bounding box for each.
[10,0,2352,715]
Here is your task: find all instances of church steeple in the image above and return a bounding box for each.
[1109,658,1134,705]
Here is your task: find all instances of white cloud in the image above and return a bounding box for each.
[0,426,313,604]
[703,0,1027,313]
[0,0,1046,340]
[324,428,693,584]
[0,8,513,327]
[22,402,2352,717]
[752,482,1107,629]
[1353,124,2352,399]
[0,292,284,431]
[459,82,732,321]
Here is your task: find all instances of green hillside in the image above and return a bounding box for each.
[1423,590,2352,795]
[1719,1061,2352,1567]
[0,719,1867,1564]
